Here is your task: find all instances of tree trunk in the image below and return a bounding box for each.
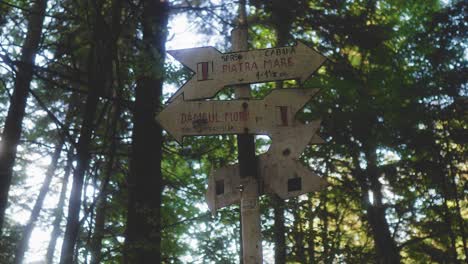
[123,0,168,263]
[59,2,112,262]
[318,191,328,263]
[441,172,460,263]
[46,147,73,264]
[59,81,99,264]
[292,199,306,263]
[272,195,286,263]
[14,137,64,264]
[90,186,107,264]
[355,148,401,264]
[0,0,47,233]
[269,1,292,260]
[91,97,121,264]
[90,0,122,261]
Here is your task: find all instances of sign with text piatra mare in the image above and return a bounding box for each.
[167,41,326,102]
[156,89,319,143]
[156,41,328,203]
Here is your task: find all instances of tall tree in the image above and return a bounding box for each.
[59,0,117,261]
[0,0,48,233]
[123,0,169,262]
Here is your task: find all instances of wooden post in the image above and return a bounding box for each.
[232,1,263,263]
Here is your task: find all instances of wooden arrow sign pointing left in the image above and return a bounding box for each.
[156,88,319,143]
[167,41,326,102]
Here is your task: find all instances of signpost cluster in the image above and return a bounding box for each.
[156,29,328,263]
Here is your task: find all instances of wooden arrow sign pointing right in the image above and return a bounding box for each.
[205,121,326,212]
[168,41,326,102]
[206,155,327,213]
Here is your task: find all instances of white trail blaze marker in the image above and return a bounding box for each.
[157,88,320,143]
[167,41,326,102]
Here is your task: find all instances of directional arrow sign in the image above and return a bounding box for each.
[168,41,326,102]
[156,88,319,144]
[206,163,242,212]
[267,120,323,160]
[206,120,326,212]
[206,155,327,212]
[261,157,327,200]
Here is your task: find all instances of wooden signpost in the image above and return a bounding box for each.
[156,16,327,262]
[167,42,326,102]
[156,88,320,143]
[206,148,328,212]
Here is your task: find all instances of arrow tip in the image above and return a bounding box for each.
[307,119,325,145]
[310,133,326,144]
[167,88,183,103]
[296,41,327,83]
[156,96,184,144]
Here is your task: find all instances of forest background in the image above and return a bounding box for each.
[0,0,466,263]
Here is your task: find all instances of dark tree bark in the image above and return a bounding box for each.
[90,0,122,262]
[14,137,64,264]
[269,1,294,261]
[0,0,47,233]
[291,199,306,263]
[59,67,100,264]
[90,184,108,264]
[441,174,461,263]
[353,147,401,264]
[319,191,329,263]
[123,0,168,263]
[59,2,113,262]
[91,94,121,264]
[306,197,317,263]
[272,195,286,263]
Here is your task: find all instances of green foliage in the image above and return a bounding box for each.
[0,220,21,263]
[0,0,466,263]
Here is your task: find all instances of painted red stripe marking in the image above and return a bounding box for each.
[202,62,208,80]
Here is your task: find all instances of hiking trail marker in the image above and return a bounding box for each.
[157,88,320,144]
[156,42,328,202]
[156,37,328,264]
[167,41,326,102]
[205,124,328,212]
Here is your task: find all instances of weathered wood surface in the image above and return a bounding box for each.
[156,88,320,143]
[206,118,326,212]
[167,41,326,101]
[206,155,328,212]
